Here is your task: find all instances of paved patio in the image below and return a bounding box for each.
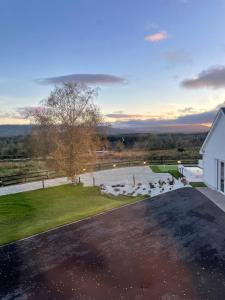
[1,188,225,299]
[197,187,225,212]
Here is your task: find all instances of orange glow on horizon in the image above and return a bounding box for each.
[200,123,212,128]
[0,118,30,125]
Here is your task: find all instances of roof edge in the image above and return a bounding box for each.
[200,108,224,154]
[221,107,225,115]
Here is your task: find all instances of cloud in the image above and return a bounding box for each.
[162,50,192,65]
[105,113,146,119]
[145,31,169,42]
[216,101,225,108]
[37,74,128,86]
[181,65,225,89]
[0,109,28,125]
[112,111,215,128]
[178,107,194,113]
[112,110,124,114]
[174,110,217,124]
[0,110,24,120]
[109,102,225,129]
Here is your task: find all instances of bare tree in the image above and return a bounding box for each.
[25,83,102,183]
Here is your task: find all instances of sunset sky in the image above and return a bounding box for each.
[1,0,225,128]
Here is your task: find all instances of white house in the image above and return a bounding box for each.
[200,107,225,194]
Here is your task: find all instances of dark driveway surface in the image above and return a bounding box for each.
[1,188,225,299]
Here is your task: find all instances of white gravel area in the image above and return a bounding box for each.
[80,166,173,186]
[100,180,187,197]
[0,166,188,197]
[83,166,188,197]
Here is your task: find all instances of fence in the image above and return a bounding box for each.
[0,157,199,187]
[0,171,50,187]
[93,157,199,171]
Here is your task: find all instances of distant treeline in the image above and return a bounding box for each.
[0,132,207,159]
[105,133,207,151]
[0,136,30,158]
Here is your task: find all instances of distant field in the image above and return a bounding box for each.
[0,185,143,246]
[0,144,200,178]
[0,168,20,177]
[0,167,44,177]
[0,160,45,177]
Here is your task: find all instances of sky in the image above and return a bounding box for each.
[1,0,225,129]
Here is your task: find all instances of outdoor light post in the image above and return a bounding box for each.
[177,160,182,176]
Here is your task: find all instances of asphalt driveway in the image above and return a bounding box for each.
[1,188,225,299]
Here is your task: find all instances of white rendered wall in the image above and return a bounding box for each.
[203,114,225,190]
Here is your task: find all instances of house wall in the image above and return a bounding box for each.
[203,113,225,190]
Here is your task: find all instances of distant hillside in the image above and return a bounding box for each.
[106,124,209,134]
[0,125,33,137]
[0,123,209,137]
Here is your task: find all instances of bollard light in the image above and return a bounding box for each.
[143,161,146,165]
[113,164,116,168]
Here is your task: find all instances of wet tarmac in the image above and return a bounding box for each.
[1,188,225,299]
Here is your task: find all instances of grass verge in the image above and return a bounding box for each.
[0,184,144,246]
[150,165,183,179]
[190,182,207,188]
[168,170,183,179]
[150,165,178,173]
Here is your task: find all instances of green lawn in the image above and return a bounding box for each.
[190,182,207,188]
[150,165,178,173]
[0,185,143,246]
[150,165,182,179]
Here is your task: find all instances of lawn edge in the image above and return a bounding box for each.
[0,196,149,248]
[0,187,193,248]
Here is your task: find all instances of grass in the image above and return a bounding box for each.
[168,170,183,180]
[0,184,144,246]
[190,182,207,188]
[150,165,183,180]
[150,165,178,173]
